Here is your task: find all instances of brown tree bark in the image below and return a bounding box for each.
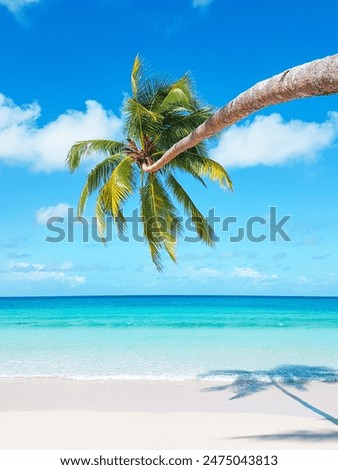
[142,54,338,173]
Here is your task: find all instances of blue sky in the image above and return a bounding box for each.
[0,0,337,296]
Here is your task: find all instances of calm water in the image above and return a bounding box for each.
[0,296,337,380]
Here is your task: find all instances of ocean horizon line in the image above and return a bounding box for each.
[1,294,338,300]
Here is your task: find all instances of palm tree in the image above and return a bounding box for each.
[66,56,232,271]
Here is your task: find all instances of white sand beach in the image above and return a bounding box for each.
[0,378,337,449]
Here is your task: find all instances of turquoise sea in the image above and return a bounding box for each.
[0,296,337,380]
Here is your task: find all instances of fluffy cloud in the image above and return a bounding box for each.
[9,261,45,271]
[182,266,227,281]
[189,266,225,279]
[233,267,262,279]
[210,112,338,168]
[192,0,213,7]
[35,203,70,224]
[0,0,39,13]
[7,261,85,286]
[171,264,279,285]
[232,266,277,280]
[0,93,123,171]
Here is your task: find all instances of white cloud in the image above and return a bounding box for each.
[0,0,39,13]
[178,265,278,283]
[183,266,227,281]
[193,0,213,7]
[232,266,277,280]
[193,266,225,279]
[210,112,338,168]
[0,94,39,126]
[233,267,262,279]
[60,261,74,270]
[6,261,86,286]
[36,203,70,224]
[9,261,45,271]
[0,93,123,171]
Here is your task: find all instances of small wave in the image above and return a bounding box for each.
[0,373,200,382]
[0,365,338,384]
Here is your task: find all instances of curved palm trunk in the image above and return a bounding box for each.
[142,54,338,173]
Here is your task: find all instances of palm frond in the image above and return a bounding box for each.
[95,191,127,241]
[164,150,207,187]
[95,190,108,241]
[100,156,137,218]
[171,74,194,95]
[167,174,215,246]
[131,54,142,97]
[157,75,197,113]
[186,152,233,190]
[158,87,190,113]
[168,149,232,190]
[140,182,163,271]
[66,140,125,172]
[77,154,123,216]
[140,173,181,271]
[124,98,163,144]
[156,108,212,148]
[134,76,172,110]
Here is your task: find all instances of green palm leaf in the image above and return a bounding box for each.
[169,149,232,190]
[94,190,108,240]
[131,54,142,97]
[77,154,123,216]
[164,151,207,187]
[66,140,125,172]
[101,156,136,218]
[156,109,212,148]
[141,173,181,271]
[124,98,162,143]
[186,152,233,190]
[158,76,197,113]
[135,77,172,110]
[157,74,200,112]
[167,175,215,246]
[95,191,127,240]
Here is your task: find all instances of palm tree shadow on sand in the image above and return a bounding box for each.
[200,365,338,426]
